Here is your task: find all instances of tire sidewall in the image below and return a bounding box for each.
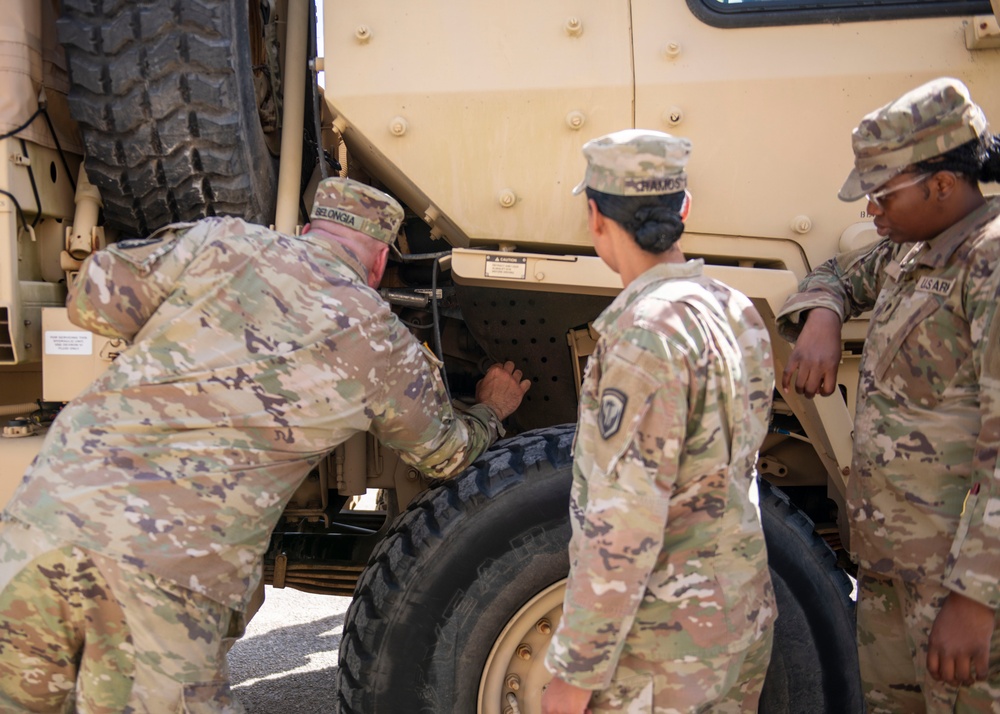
[375,464,572,712]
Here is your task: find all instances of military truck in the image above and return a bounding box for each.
[1,0,998,711]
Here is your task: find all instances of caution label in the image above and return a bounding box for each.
[485,255,527,280]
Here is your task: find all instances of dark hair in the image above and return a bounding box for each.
[914,132,1000,185]
[585,187,686,254]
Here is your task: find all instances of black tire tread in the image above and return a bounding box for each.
[758,479,862,713]
[57,0,276,236]
[758,479,855,607]
[336,425,576,714]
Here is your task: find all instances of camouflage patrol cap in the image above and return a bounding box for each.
[310,177,404,244]
[572,129,691,197]
[839,77,989,201]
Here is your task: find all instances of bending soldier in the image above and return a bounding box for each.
[0,178,530,712]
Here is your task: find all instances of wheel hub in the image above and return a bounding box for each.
[478,580,566,714]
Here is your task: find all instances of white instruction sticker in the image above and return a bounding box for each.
[485,255,527,280]
[45,331,93,356]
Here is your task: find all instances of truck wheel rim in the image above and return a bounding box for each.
[478,580,565,714]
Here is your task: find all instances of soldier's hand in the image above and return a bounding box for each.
[475,361,531,420]
[541,676,593,714]
[781,307,842,399]
[927,591,995,686]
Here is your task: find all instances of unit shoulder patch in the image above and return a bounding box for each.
[599,388,628,439]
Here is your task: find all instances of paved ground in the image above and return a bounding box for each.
[228,585,352,713]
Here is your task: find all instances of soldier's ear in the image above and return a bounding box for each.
[679,190,691,221]
[587,198,606,237]
[368,245,389,289]
[929,171,958,201]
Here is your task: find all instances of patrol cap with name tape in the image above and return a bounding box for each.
[310,177,404,245]
[839,77,989,201]
[572,129,692,197]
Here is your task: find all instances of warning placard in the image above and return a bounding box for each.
[485,255,527,280]
[45,331,93,356]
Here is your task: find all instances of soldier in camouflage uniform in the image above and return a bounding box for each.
[0,177,531,712]
[542,130,776,714]
[778,77,1000,712]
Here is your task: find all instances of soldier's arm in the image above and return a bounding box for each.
[941,251,1000,609]
[545,346,683,690]
[929,248,1000,685]
[67,223,204,340]
[368,321,528,479]
[777,240,896,398]
[719,285,775,420]
[775,238,896,343]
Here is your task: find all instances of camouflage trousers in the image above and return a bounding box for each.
[857,569,1000,714]
[0,518,246,713]
[588,628,773,713]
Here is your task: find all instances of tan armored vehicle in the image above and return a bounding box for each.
[2,1,998,711]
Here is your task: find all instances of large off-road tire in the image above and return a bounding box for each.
[57,0,278,236]
[337,424,862,713]
[757,479,863,713]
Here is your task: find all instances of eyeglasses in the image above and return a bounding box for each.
[866,172,931,209]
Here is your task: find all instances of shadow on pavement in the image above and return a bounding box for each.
[229,597,348,714]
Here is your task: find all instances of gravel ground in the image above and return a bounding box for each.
[228,585,352,713]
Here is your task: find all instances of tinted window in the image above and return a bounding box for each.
[689,0,994,28]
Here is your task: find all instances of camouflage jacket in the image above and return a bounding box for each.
[545,260,776,690]
[4,217,503,610]
[776,197,1000,610]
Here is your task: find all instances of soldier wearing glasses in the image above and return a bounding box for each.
[779,77,1000,713]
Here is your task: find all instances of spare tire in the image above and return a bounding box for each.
[57,0,278,236]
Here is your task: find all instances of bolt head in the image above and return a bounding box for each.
[498,189,517,208]
[565,111,586,130]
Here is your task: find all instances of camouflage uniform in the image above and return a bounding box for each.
[546,131,776,713]
[0,178,505,711]
[777,78,1000,713]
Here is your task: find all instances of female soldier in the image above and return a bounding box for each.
[779,77,1000,713]
[542,130,776,714]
